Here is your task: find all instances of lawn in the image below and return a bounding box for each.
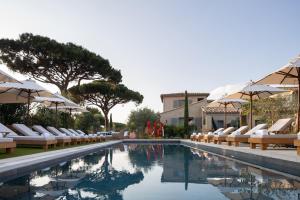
[0,143,101,160]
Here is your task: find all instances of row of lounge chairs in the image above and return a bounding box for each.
[190,118,300,155]
[0,123,106,153]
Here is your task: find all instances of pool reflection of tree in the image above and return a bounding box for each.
[127,144,163,172]
[0,147,144,200]
[76,150,144,200]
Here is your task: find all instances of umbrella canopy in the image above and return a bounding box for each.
[226,82,286,128]
[208,98,248,128]
[0,79,52,123]
[34,96,65,104]
[52,93,79,107]
[49,105,88,114]
[256,55,300,131]
[0,69,20,83]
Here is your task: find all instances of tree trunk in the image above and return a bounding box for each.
[104,112,109,131]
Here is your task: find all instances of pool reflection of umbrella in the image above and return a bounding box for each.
[226,82,286,128]
[256,55,300,131]
[208,98,248,128]
[0,79,52,123]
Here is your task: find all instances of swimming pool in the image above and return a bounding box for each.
[0,144,299,200]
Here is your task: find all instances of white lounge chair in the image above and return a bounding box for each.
[0,124,16,153]
[76,130,102,142]
[248,118,294,150]
[47,127,81,145]
[212,127,236,144]
[226,124,268,146]
[7,123,57,150]
[198,128,224,142]
[60,128,86,143]
[33,125,71,147]
[68,129,91,143]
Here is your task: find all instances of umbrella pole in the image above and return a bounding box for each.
[298,80,300,132]
[27,91,31,125]
[224,103,227,128]
[250,94,253,129]
[55,103,58,127]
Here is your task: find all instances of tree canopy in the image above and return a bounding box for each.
[74,107,105,133]
[127,107,160,134]
[69,80,143,130]
[0,33,122,94]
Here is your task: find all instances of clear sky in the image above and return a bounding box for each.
[0,0,300,123]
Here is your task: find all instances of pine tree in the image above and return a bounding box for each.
[184,90,189,137]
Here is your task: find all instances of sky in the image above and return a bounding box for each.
[0,0,300,123]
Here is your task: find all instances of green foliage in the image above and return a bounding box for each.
[241,95,297,127]
[0,104,27,125]
[31,107,56,127]
[0,33,122,94]
[127,107,159,134]
[69,80,143,130]
[184,90,189,136]
[74,107,104,133]
[113,122,126,132]
[31,106,75,128]
[164,125,197,138]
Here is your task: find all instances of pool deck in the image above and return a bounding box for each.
[0,139,300,182]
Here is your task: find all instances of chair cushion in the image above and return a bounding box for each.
[0,138,13,143]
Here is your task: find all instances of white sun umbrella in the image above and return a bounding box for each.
[49,105,88,115]
[0,79,52,123]
[256,54,300,131]
[0,69,21,83]
[208,98,248,128]
[52,93,79,107]
[226,82,287,128]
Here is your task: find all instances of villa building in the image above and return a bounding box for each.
[201,107,240,132]
[160,92,210,130]
[160,92,241,131]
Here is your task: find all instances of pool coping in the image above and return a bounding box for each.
[0,139,300,182]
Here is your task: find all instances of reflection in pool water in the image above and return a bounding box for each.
[0,144,299,200]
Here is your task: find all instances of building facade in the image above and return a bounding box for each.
[160,92,241,132]
[201,107,240,132]
[160,93,210,130]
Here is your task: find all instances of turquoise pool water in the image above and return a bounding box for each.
[0,144,299,200]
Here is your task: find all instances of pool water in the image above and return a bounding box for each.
[0,144,299,200]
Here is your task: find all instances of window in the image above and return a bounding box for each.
[197,98,204,102]
[216,120,224,128]
[178,117,184,126]
[173,99,193,108]
[171,118,178,126]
